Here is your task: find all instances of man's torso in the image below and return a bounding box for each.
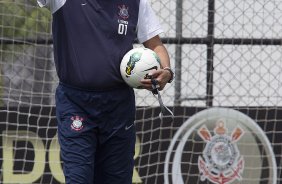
[52,0,140,90]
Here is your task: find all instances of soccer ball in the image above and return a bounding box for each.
[120,47,161,88]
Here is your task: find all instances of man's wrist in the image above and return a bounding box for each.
[163,67,174,83]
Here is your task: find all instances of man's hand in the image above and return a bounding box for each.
[140,68,172,91]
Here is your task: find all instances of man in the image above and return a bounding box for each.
[37,0,173,183]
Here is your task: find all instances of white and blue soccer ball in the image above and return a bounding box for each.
[120,47,161,89]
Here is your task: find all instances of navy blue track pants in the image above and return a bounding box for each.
[55,84,136,184]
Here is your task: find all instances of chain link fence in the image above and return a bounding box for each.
[1,0,282,107]
[0,0,282,183]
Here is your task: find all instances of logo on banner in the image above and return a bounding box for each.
[198,121,244,184]
[164,108,277,184]
[71,116,84,131]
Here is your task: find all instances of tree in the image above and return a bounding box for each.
[0,0,51,39]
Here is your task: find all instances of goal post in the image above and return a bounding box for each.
[0,0,281,184]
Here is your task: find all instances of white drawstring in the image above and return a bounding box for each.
[151,79,174,118]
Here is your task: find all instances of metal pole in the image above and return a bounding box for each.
[206,0,215,107]
[174,0,183,106]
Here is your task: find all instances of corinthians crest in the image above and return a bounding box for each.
[71,116,84,131]
[118,5,129,19]
[198,120,245,184]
